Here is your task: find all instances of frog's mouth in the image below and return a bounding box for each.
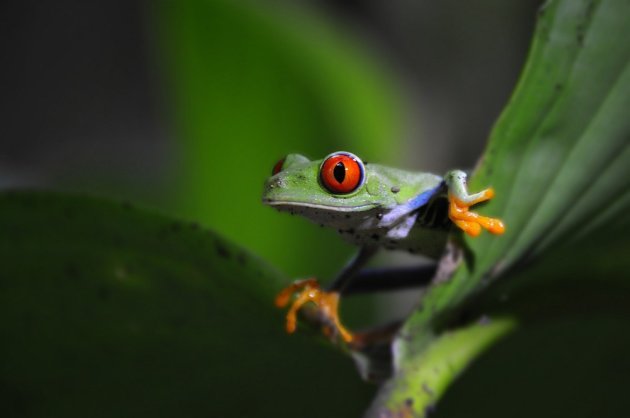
[263,199,377,212]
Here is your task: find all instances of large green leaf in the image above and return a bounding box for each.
[156,0,404,278]
[0,191,373,418]
[368,0,630,415]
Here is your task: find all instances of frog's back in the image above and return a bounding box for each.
[364,164,443,205]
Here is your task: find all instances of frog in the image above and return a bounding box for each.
[262,151,505,344]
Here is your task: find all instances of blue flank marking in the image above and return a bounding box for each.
[406,183,443,211]
[379,182,445,226]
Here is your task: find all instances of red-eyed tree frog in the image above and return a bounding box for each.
[262,151,504,344]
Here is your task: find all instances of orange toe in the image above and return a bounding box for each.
[448,192,505,237]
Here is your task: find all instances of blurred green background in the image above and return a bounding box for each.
[0,0,540,279]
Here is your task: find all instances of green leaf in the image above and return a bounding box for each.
[368,0,630,415]
[0,191,373,418]
[156,0,405,277]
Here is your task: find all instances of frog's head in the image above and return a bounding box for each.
[262,152,398,227]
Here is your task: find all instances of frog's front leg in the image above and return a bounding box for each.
[274,246,378,344]
[274,278,352,342]
[445,170,505,237]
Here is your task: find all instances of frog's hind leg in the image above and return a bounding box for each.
[445,170,505,237]
[341,264,437,295]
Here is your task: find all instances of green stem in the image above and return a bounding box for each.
[366,317,517,418]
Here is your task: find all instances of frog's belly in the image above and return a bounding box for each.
[339,224,449,259]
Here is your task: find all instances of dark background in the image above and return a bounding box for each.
[1,0,538,198]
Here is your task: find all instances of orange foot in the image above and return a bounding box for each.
[274,278,353,343]
[448,188,506,237]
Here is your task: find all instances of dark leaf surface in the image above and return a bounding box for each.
[0,192,373,418]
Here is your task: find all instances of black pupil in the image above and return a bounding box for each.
[333,162,346,183]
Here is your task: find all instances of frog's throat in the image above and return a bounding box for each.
[263,199,377,212]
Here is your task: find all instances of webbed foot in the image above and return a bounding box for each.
[275,278,353,343]
[445,170,505,237]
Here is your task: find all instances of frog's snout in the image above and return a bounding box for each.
[262,174,287,205]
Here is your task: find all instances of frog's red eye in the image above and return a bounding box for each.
[319,152,365,194]
[272,157,285,175]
